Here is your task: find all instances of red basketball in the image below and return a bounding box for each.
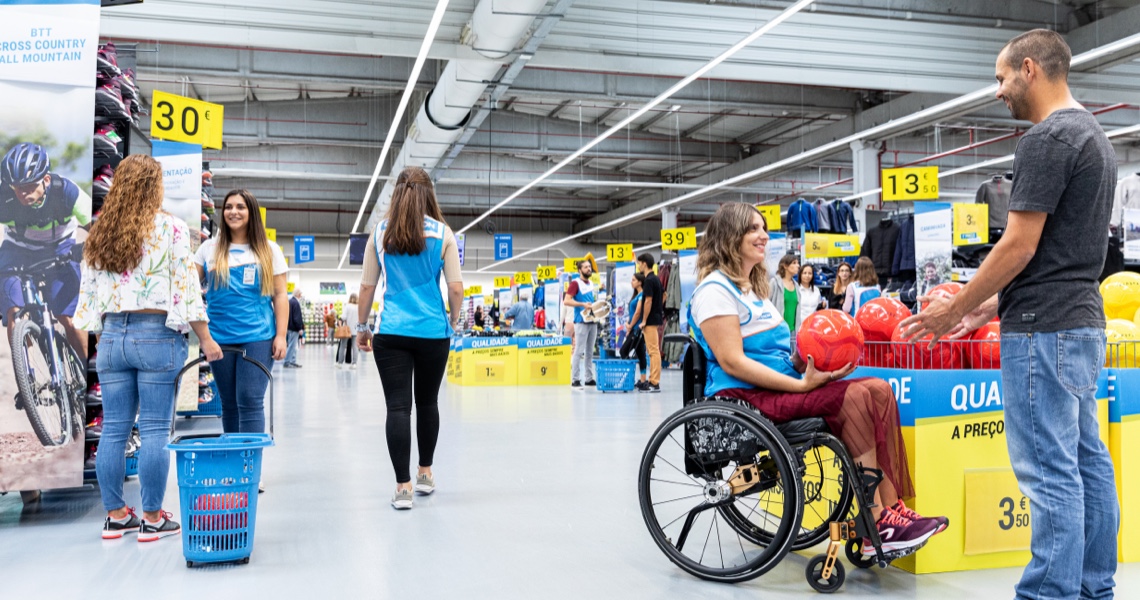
[890,322,964,369]
[919,282,964,311]
[968,321,1001,369]
[856,297,912,342]
[797,309,865,372]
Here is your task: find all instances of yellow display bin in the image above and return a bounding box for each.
[446,337,460,384]
[515,336,572,386]
[1110,369,1140,562]
[854,367,1113,574]
[456,337,517,386]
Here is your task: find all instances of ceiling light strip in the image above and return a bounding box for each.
[337,0,451,268]
[456,0,819,235]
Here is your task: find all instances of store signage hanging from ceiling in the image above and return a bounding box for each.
[494,234,513,260]
[536,265,557,280]
[755,205,782,231]
[606,243,634,263]
[881,166,940,201]
[803,233,860,258]
[661,227,698,251]
[294,235,315,264]
[952,204,989,246]
[514,272,533,285]
[151,90,224,149]
[456,233,465,266]
[494,276,512,289]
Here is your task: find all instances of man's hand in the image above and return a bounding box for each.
[899,295,965,348]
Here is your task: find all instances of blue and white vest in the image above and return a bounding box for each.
[848,283,881,315]
[688,271,800,397]
[572,277,595,324]
[202,246,276,345]
[374,216,451,338]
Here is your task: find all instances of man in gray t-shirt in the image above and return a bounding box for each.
[902,29,1119,599]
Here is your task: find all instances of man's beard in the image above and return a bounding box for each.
[1004,80,1030,120]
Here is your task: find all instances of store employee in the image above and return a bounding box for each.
[564,260,597,387]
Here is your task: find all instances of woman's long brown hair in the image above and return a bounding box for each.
[697,202,769,298]
[853,256,879,287]
[383,167,445,255]
[212,189,276,296]
[84,154,164,273]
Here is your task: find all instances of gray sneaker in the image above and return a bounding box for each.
[391,487,414,510]
[415,473,436,495]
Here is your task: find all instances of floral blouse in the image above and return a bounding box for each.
[74,212,208,334]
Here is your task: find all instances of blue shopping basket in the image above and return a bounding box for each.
[167,347,275,567]
[595,359,637,392]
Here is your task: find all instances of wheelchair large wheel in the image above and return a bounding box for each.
[721,434,855,551]
[638,402,803,583]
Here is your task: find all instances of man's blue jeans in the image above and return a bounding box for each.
[96,313,188,512]
[1001,328,1118,600]
[284,330,300,366]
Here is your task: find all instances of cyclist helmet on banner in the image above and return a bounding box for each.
[2,143,51,185]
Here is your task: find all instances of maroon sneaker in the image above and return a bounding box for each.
[862,506,942,556]
[892,500,949,533]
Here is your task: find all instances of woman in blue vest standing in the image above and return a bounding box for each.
[195,189,289,436]
[843,256,882,315]
[357,167,463,510]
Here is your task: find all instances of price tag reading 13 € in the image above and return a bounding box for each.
[661,227,697,251]
[881,166,939,201]
[606,243,634,263]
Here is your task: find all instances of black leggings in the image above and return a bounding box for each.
[620,330,647,372]
[373,334,450,483]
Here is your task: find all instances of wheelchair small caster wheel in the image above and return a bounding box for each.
[845,539,876,569]
[806,555,845,593]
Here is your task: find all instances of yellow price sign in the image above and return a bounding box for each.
[536,265,557,280]
[265,227,276,242]
[475,361,506,384]
[150,90,224,150]
[564,257,586,273]
[286,281,296,293]
[882,166,939,201]
[493,276,511,289]
[465,285,483,297]
[606,243,634,263]
[530,360,558,380]
[514,271,533,285]
[259,207,267,223]
[953,203,989,246]
[589,273,601,286]
[755,205,782,231]
[964,469,1032,556]
[661,227,697,251]
[803,233,860,258]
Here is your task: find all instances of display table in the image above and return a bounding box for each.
[1111,368,1140,562]
[448,335,571,387]
[853,366,1115,574]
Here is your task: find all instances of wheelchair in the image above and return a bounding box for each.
[637,334,926,593]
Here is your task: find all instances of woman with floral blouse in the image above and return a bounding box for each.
[75,155,222,542]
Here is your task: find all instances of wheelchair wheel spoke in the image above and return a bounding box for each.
[699,511,715,564]
[655,455,705,486]
[652,493,706,507]
[714,511,724,569]
[649,477,703,489]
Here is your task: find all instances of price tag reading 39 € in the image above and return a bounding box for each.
[151,90,224,149]
[881,166,939,201]
[606,243,634,263]
[953,203,989,246]
[513,271,533,285]
[536,265,557,280]
[661,227,697,251]
[964,469,1031,556]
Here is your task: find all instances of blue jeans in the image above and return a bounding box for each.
[284,330,300,366]
[1001,328,1118,600]
[211,339,274,433]
[95,313,188,512]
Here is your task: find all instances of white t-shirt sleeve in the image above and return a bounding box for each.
[193,238,213,267]
[691,283,745,327]
[269,243,289,275]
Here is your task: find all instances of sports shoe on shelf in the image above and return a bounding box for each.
[85,416,103,438]
[95,81,130,119]
[84,446,97,470]
[201,193,215,213]
[138,511,181,542]
[861,506,943,557]
[97,43,120,77]
[86,383,102,403]
[93,125,122,158]
[92,164,115,197]
[391,487,414,510]
[102,507,141,540]
[414,473,435,495]
[202,170,213,188]
[892,500,949,533]
[114,73,138,103]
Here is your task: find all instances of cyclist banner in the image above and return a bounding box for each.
[0,0,100,492]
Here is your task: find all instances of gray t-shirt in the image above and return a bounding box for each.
[999,109,1117,333]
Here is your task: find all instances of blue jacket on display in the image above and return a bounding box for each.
[786,199,818,233]
[891,215,916,275]
[832,201,858,234]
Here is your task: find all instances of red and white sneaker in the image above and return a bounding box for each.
[102,507,141,539]
[862,506,943,557]
[892,500,949,533]
[138,511,181,542]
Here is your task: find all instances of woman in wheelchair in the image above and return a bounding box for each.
[689,203,948,555]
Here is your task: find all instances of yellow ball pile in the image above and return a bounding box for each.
[1105,318,1140,368]
[1100,272,1140,320]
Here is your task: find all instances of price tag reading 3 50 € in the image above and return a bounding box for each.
[881,166,939,201]
[606,244,634,263]
[661,227,697,251]
[964,469,1031,556]
[151,90,225,149]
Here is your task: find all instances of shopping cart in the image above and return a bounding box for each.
[167,347,275,567]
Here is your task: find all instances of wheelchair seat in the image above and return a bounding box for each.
[666,333,830,444]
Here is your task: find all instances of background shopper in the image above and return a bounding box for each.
[843,256,881,315]
[74,154,222,541]
[356,166,462,510]
[284,289,304,368]
[337,293,359,366]
[636,253,663,393]
[829,262,853,311]
[797,263,822,325]
[503,295,534,331]
[902,29,1119,599]
[564,259,598,387]
[195,189,289,434]
[622,272,648,389]
[473,305,484,328]
[769,254,801,334]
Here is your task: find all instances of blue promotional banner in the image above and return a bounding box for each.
[494,233,512,260]
[152,140,202,236]
[294,235,315,264]
[0,0,100,492]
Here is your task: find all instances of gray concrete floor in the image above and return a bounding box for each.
[1,343,1136,598]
